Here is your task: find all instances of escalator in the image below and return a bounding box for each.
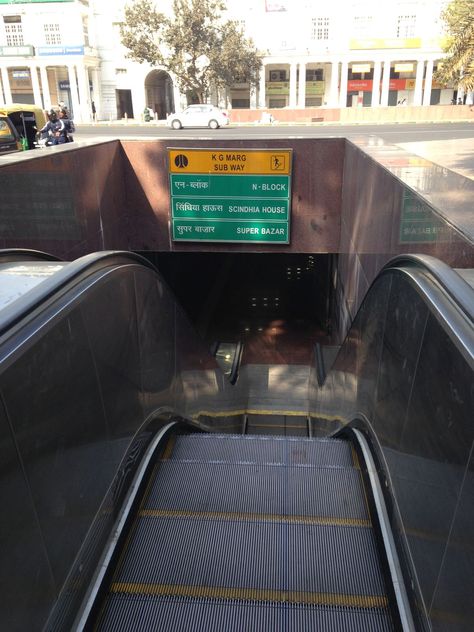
[0,250,473,631]
[85,431,407,631]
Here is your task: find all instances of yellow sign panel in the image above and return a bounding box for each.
[169,148,292,175]
[350,37,421,50]
[394,63,414,73]
[352,64,371,74]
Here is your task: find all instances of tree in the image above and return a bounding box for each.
[435,0,474,92]
[120,0,262,104]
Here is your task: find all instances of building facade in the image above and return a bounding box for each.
[0,0,466,122]
[0,0,100,122]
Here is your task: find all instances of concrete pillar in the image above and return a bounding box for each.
[67,65,81,120]
[339,61,348,107]
[29,65,42,107]
[329,61,339,106]
[258,65,266,108]
[422,59,434,105]
[76,62,91,121]
[413,60,424,105]
[1,67,12,103]
[371,61,382,106]
[289,62,297,108]
[380,60,391,106]
[173,83,182,112]
[39,65,52,110]
[298,61,306,108]
[249,81,257,109]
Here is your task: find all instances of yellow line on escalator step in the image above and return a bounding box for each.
[110,582,388,609]
[161,435,176,461]
[138,508,371,528]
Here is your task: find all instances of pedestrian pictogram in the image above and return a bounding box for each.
[271,155,286,171]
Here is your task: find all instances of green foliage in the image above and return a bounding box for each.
[435,0,474,91]
[120,0,262,104]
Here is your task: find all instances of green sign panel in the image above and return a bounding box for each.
[169,148,292,244]
[399,190,448,243]
[0,1,73,4]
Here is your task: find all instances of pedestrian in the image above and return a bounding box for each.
[91,100,97,122]
[457,97,463,105]
[58,108,75,142]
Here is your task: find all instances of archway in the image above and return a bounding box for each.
[144,70,175,119]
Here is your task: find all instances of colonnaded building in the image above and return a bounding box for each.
[0,0,467,123]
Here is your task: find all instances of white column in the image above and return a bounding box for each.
[413,60,424,105]
[422,59,434,105]
[338,61,348,107]
[90,67,102,119]
[329,61,339,106]
[289,62,297,107]
[249,83,257,109]
[298,61,306,108]
[380,60,391,106]
[39,65,52,109]
[67,65,81,121]
[29,65,42,107]
[371,61,382,106]
[258,65,266,108]
[76,62,91,122]
[1,67,12,103]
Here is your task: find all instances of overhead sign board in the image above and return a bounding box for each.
[169,148,292,244]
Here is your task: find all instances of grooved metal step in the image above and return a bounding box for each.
[97,595,394,632]
[168,434,355,467]
[94,433,395,631]
[112,516,386,601]
[145,461,369,523]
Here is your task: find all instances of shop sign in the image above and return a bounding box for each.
[266,81,289,95]
[347,79,373,91]
[37,45,84,56]
[351,64,371,74]
[169,148,292,244]
[350,37,421,50]
[347,78,420,92]
[305,81,325,95]
[12,70,30,79]
[394,63,414,73]
[0,45,34,57]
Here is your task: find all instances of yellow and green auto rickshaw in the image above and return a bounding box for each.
[0,103,47,150]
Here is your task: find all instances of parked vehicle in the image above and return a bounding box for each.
[167,104,230,129]
[0,116,22,154]
[0,104,46,149]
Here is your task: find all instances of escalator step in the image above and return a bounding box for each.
[113,516,386,602]
[97,595,394,631]
[144,461,369,523]
[169,434,355,467]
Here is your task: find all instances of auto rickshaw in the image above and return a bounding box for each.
[0,103,47,150]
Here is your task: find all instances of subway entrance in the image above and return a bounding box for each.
[139,252,335,366]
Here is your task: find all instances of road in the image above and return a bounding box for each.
[72,121,474,179]
[74,121,474,144]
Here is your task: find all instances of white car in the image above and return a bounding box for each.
[167,105,230,130]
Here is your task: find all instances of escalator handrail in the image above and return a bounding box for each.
[0,250,157,339]
[0,248,61,263]
[383,254,474,323]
